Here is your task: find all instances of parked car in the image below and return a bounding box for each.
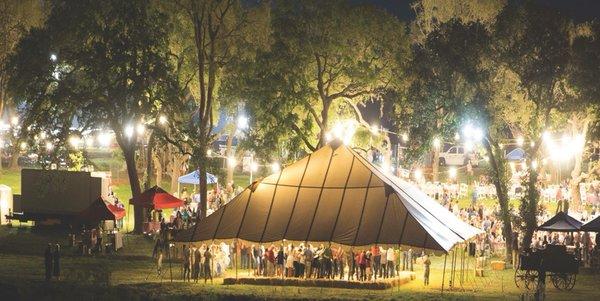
[438,146,479,166]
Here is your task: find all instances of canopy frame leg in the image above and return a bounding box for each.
[442,253,447,294]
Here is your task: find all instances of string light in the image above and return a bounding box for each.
[271,162,281,173]
[433,137,441,149]
[69,136,81,148]
[124,125,134,138]
[448,167,457,179]
[227,156,237,167]
[136,123,145,135]
[516,136,524,147]
[97,132,112,147]
[414,168,423,179]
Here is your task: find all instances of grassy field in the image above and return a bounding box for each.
[0,225,599,300]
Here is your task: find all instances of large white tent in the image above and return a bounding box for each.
[176,142,482,252]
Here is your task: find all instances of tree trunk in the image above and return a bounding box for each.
[154,149,162,189]
[568,116,589,211]
[196,144,208,219]
[521,168,540,249]
[226,126,235,185]
[484,137,513,262]
[317,100,331,148]
[122,145,145,233]
[9,142,20,169]
[144,132,155,190]
[431,149,439,182]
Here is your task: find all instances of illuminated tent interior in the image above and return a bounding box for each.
[175,142,482,252]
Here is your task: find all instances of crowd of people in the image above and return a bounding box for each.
[240,243,428,283]
[173,242,433,284]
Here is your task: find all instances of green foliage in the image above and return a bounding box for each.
[226,0,410,160]
[67,151,85,171]
[400,20,490,163]
[8,0,176,148]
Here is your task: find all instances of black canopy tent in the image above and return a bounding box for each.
[537,212,583,232]
[581,215,600,232]
[175,142,482,252]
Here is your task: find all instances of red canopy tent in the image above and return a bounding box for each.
[79,197,126,223]
[129,185,183,210]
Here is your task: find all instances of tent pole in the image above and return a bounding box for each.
[168,239,173,282]
[452,249,457,289]
[460,244,465,288]
[442,253,447,295]
[235,239,238,280]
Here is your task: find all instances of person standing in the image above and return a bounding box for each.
[371,245,380,279]
[423,255,431,286]
[182,245,191,281]
[323,244,333,279]
[380,247,387,278]
[193,247,201,282]
[203,246,213,283]
[304,245,313,278]
[358,250,367,281]
[386,247,396,278]
[44,243,53,281]
[52,243,61,280]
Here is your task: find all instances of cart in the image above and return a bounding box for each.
[514,245,578,291]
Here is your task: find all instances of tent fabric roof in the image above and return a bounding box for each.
[537,212,583,232]
[175,143,482,252]
[178,171,218,185]
[79,197,126,222]
[129,186,184,210]
[581,215,600,232]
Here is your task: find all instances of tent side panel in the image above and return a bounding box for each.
[259,186,299,242]
[306,188,344,242]
[284,188,321,241]
[238,184,276,242]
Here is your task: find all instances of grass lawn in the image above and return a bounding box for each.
[0,225,599,300]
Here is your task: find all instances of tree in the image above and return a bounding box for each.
[8,0,176,233]
[495,1,577,248]
[0,0,45,170]
[571,22,600,204]
[157,0,268,219]
[401,19,520,262]
[410,0,506,44]
[230,0,409,158]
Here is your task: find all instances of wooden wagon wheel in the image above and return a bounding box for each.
[565,273,576,291]
[524,270,538,291]
[514,268,526,288]
[551,273,572,290]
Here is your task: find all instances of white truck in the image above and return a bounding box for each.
[438,146,479,166]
